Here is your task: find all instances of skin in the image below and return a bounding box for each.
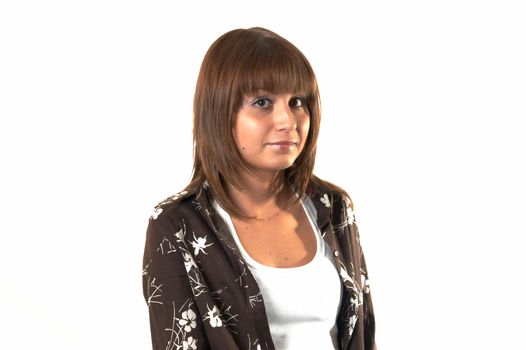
[233,90,310,179]
[228,91,317,268]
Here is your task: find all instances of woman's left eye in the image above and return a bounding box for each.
[289,97,304,108]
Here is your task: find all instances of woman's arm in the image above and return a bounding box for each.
[142,211,210,350]
[355,223,376,350]
[337,191,377,350]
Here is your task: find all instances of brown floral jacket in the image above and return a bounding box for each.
[142,183,376,350]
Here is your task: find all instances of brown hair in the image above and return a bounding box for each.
[185,27,348,216]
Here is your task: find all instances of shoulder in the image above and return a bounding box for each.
[146,183,217,234]
[308,176,353,210]
[145,189,202,243]
[149,189,194,220]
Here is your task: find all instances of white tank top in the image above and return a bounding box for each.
[214,197,342,350]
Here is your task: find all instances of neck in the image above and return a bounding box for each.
[228,170,291,219]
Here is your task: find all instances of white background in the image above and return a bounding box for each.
[1,1,525,349]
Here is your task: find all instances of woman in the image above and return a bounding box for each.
[143,27,375,350]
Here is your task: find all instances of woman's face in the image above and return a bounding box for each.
[233,91,310,176]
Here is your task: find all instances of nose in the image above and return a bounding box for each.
[274,100,297,131]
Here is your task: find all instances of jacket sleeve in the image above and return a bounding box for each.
[142,211,210,350]
[354,222,376,350]
[339,192,376,350]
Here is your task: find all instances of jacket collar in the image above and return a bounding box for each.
[308,190,331,233]
[193,182,332,233]
[193,183,240,251]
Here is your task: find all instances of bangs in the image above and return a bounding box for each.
[236,39,316,98]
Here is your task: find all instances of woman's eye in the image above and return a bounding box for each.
[253,98,271,108]
[290,97,304,108]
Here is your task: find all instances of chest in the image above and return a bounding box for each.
[232,207,317,268]
[249,254,342,349]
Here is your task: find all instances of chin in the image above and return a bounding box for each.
[270,160,296,171]
[249,155,299,173]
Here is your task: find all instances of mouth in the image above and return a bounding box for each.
[266,141,298,151]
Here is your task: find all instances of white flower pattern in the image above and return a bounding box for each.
[347,205,356,225]
[182,336,197,350]
[183,252,198,273]
[151,207,163,220]
[361,273,370,294]
[190,234,213,256]
[175,228,185,242]
[179,309,197,332]
[205,305,223,328]
[320,193,331,207]
[339,265,353,284]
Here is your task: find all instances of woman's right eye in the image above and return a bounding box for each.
[253,98,271,108]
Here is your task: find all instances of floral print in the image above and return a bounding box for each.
[183,252,198,273]
[179,309,197,332]
[143,186,375,350]
[320,193,331,207]
[346,204,356,226]
[151,207,163,220]
[205,305,223,328]
[182,337,197,350]
[190,234,213,256]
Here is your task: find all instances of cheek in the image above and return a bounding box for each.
[237,115,265,138]
[233,119,257,151]
[300,114,311,139]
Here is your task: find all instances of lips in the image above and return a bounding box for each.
[267,141,298,151]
